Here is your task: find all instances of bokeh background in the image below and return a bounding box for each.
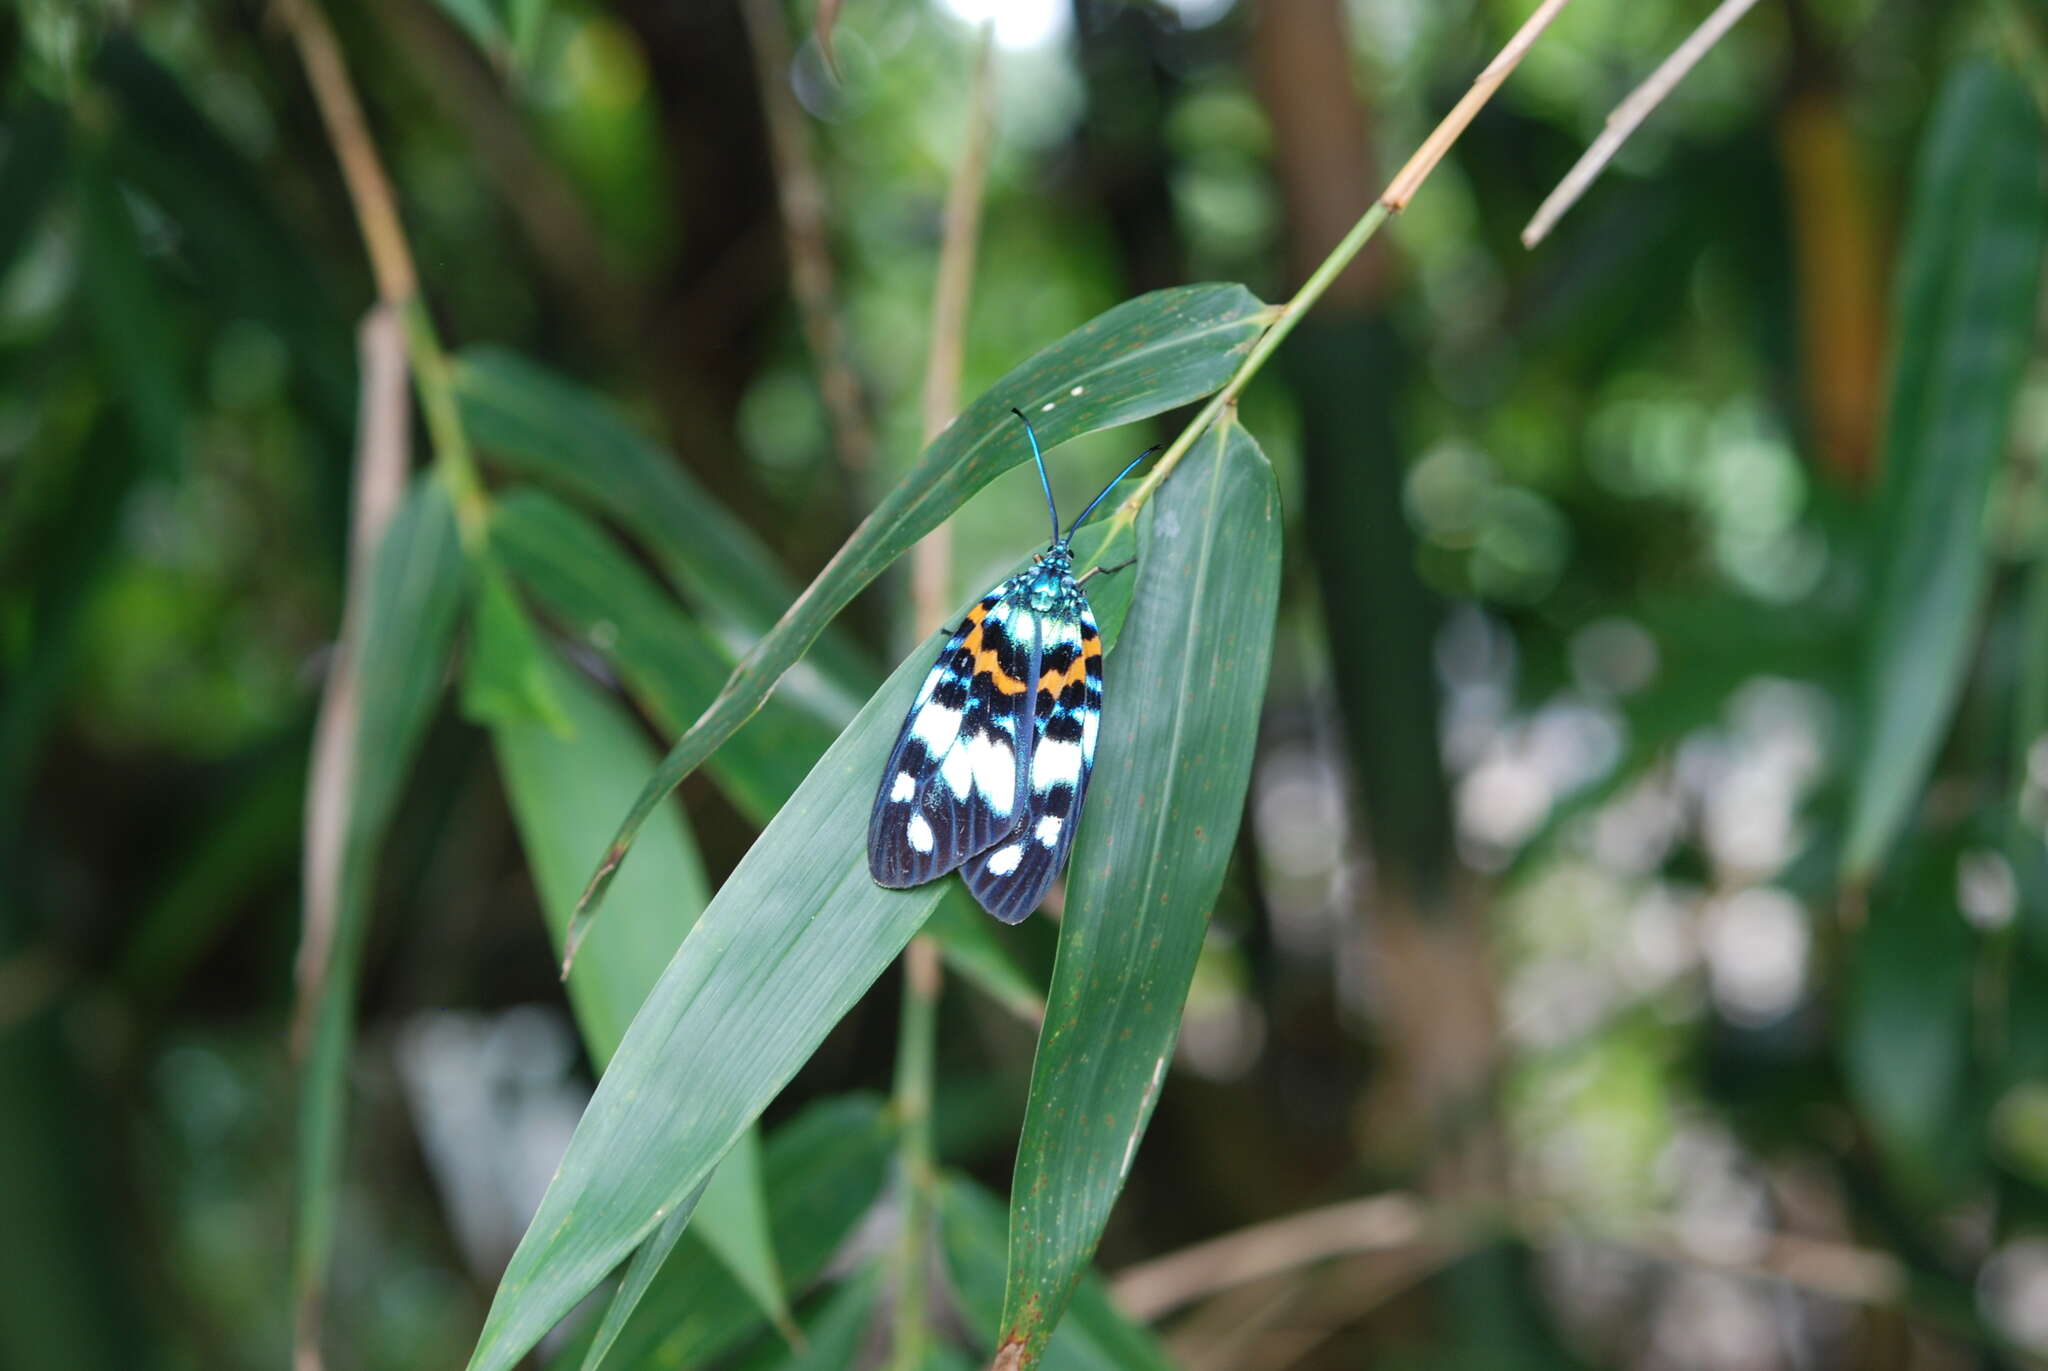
[7,0,2048,1368]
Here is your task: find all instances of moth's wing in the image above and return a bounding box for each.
[965,592,1101,923]
[869,579,1040,888]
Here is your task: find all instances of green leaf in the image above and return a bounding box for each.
[507,0,550,68]
[96,41,355,436]
[926,886,1047,1023]
[574,1184,703,1371]
[998,419,1282,1368]
[465,520,1145,1371]
[492,653,790,1339]
[1840,60,2048,881]
[490,652,709,1064]
[489,489,830,826]
[463,561,572,735]
[1286,315,1450,898]
[427,0,510,62]
[941,1179,1175,1371]
[493,489,1053,1021]
[295,480,467,1313]
[545,1095,895,1371]
[119,754,304,999]
[690,1128,797,1349]
[1845,841,1978,1189]
[0,100,65,285]
[74,149,183,477]
[572,284,1271,946]
[727,1267,883,1371]
[455,347,878,702]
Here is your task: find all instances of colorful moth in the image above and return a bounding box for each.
[868,409,1157,923]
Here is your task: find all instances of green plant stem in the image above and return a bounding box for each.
[401,299,490,549]
[1104,207,1390,535]
[890,938,941,1369]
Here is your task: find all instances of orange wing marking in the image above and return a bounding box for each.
[961,603,1027,695]
[1039,655,1088,696]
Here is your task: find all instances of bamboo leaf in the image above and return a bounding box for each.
[463,561,572,735]
[997,419,1282,1368]
[926,887,1046,1023]
[493,488,1056,1019]
[544,1095,895,1371]
[1841,60,2048,881]
[727,1268,883,1371]
[455,347,878,701]
[0,99,65,284]
[690,1128,797,1349]
[574,1186,703,1371]
[1845,840,1977,1189]
[490,489,830,826]
[463,520,1144,1371]
[941,1179,1175,1371]
[74,150,184,477]
[492,654,791,1341]
[427,0,510,63]
[572,284,1271,948]
[295,480,467,1316]
[490,653,709,1067]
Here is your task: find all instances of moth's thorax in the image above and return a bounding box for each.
[1026,546,1080,612]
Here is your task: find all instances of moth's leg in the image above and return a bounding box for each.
[1077,557,1136,585]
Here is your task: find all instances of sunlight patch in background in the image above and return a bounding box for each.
[934,0,1069,49]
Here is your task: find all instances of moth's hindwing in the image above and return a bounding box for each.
[965,588,1101,923]
[868,579,1040,888]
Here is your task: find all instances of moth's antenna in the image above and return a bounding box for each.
[1010,408,1061,545]
[1064,444,1162,540]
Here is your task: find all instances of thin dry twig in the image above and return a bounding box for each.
[1111,1189,1912,1335]
[1113,1194,1435,1322]
[294,306,411,1053]
[742,0,877,477]
[1171,1245,1470,1371]
[1521,0,1766,246]
[815,0,844,81]
[1382,0,1576,209]
[911,23,997,631]
[1111,0,1577,529]
[290,304,411,1371]
[275,0,417,303]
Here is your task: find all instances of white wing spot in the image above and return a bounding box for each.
[890,771,916,802]
[911,700,963,754]
[968,733,1016,816]
[1034,738,1084,787]
[1069,385,1084,397]
[941,742,975,800]
[1035,815,1062,846]
[1040,402,1055,412]
[986,843,1024,876]
[907,814,935,854]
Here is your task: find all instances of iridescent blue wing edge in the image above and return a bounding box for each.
[869,579,1039,888]
[964,588,1100,923]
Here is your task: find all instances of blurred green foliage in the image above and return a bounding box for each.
[6,2,2048,1370]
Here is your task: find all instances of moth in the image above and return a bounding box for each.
[868,409,1157,922]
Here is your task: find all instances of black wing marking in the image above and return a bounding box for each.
[965,592,1101,923]
[868,579,1040,889]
